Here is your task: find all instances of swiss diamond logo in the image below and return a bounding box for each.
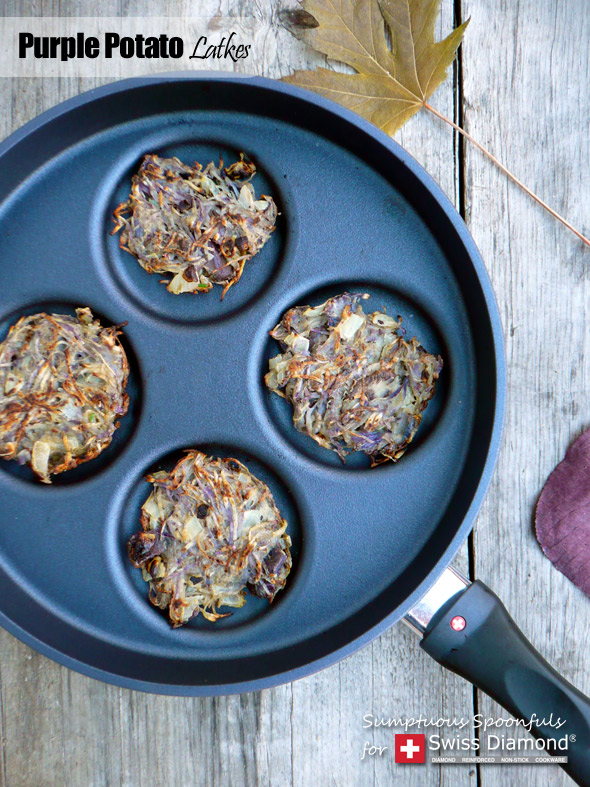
[395,734,426,764]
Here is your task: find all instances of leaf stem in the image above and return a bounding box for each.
[423,101,590,249]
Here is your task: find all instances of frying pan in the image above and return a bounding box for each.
[0,74,589,784]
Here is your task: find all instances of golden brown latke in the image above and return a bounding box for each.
[0,308,129,483]
[266,293,443,465]
[112,153,277,298]
[128,450,292,626]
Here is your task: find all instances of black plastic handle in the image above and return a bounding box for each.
[421,581,590,786]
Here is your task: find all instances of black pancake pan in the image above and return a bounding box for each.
[1,74,590,784]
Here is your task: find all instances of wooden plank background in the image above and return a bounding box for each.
[0,0,588,785]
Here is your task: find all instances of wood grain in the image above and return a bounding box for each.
[4,0,587,785]
[461,0,590,785]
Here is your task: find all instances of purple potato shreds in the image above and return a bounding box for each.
[0,308,129,483]
[112,153,277,298]
[265,293,443,465]
[128,450,292,626]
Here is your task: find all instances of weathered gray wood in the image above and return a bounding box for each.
[461,0,590,785]
[0,0,494,785]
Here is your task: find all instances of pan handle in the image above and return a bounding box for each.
[405,569,590,786]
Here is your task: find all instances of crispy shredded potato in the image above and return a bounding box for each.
[112,153,277,298]
[265,292,443,465]
[0,308,129,483]
[128,450,292,626]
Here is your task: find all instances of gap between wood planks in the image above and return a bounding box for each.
[454,0,483,783]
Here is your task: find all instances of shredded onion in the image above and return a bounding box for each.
[0,308,129,482]
[128,450,292,626]
[112,153,277,299]
[265,292,443,465]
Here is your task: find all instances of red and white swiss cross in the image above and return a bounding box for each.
[394,733,426,764]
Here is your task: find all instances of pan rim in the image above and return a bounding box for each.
[0,72,506,695]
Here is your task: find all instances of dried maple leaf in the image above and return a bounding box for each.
[282,0,590,247]
[283,0,468,135]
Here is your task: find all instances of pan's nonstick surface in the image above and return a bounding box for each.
[0,76,504,694]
